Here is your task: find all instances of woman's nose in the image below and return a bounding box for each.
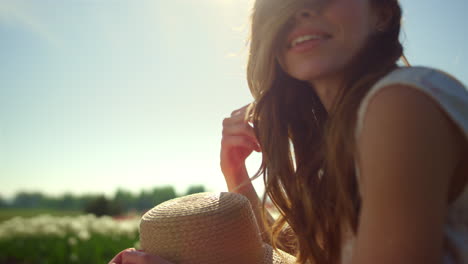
[294,8,317,21]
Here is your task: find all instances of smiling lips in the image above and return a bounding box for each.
[288,30,332,52]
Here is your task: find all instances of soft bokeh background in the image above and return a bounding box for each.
[1,0,467,199]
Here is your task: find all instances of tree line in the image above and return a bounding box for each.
[0,185,206,217]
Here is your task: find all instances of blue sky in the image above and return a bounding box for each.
[0,0,467,199]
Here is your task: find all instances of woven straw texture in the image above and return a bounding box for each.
[140,192,296,264]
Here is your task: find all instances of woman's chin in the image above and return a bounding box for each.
[289,64,344,85]
[286,63,336,83]
[291,71,329,83]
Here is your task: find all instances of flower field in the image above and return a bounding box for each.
[0,214,140,264]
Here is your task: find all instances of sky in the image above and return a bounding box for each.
[0,0,467,199]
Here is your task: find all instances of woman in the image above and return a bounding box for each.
[110,0,468,263]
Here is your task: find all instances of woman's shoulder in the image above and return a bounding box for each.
[355,66,468,143]
[374,66,467,94]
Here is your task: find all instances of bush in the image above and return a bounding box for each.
[185,185,206,195]
[84,196,123,217]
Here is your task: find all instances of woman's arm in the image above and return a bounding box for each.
[221,104,298,256]
[352,85,464,264]
[220,104,275,243]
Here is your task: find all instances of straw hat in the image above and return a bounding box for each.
[140,192,296,264]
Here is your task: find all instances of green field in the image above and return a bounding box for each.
[0,208,83,223]
[0,211,139,263]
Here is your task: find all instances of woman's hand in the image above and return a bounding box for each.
[220,104,261,190]
[108,248,173,264]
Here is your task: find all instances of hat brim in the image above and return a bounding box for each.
[263,243,296,264]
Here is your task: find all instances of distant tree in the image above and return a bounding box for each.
[12,192,45,208]
[84,195,122,217]
[108,197,124,216]
[79,194,100,210]
[41,196,59,209]
[136,190,154,211]
[134,186,177,211]
[185,185,206,196]
[6,186,183,213]
[152,186,177,205]
[57,193,79,210]
[0,195,7,208]
[114,189,136,212]
[84,196,108,217]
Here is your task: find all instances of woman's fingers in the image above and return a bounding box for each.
[221,135,261,153]
[220,138,257,176]
[108,248,136,264]
[220,104,260,179]
[222,121,257,143]
[109,248,172,264]
[224,112,248,125]
[230,103,251,117]
[230,103,255,122]
[120,250,172,264]
[223,103,259,146]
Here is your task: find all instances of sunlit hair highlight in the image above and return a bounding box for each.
[247,0,405,263]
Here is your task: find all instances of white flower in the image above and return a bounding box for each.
[68,237,77,246]
[77,230,90,241]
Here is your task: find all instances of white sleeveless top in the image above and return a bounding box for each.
[340,67,468,264]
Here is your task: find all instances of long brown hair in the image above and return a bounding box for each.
[247,0,404,263]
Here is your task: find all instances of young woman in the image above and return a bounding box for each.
[110,0,468,263]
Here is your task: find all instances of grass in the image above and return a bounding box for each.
[0,208,83,223]
[0,214,140,264]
